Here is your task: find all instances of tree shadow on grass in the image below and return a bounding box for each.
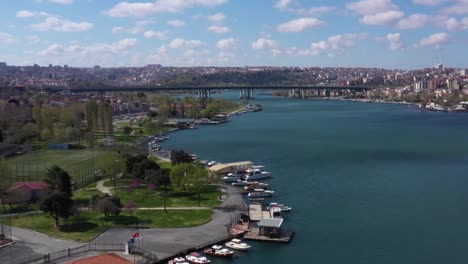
[102,215,140,226]
[59,222,98,233]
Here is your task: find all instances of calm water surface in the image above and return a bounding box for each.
[163,95,468,264]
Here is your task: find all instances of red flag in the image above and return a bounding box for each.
[132,232,139,238]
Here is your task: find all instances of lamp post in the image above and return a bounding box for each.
[113,160,119,196]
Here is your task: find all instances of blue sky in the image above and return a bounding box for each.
[0,0,467,69]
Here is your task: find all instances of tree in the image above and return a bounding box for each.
[170,150,194,165]
[90,194,122,217]
[44,165,73,197]
[170,163,195,191]
[123,126,132,135]
[40,192,74,227]
[0,158,12,210]
[0,129,3,142]
[154,168,171,213]
[124,201,137,216]
[188,165,210,207]
[131,159,160,179]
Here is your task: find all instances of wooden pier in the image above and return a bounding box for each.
[248,204,263,222]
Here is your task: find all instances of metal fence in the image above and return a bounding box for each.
[18,243,127,264]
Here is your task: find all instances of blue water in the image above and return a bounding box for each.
[162,94,468,264]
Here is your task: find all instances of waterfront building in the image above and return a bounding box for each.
[414,81,426,92]
[446,79,460,91]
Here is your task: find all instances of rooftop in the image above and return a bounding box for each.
[258,218,284,228]
[67,253,133,264]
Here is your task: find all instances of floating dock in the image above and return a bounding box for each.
[243,227,294,243]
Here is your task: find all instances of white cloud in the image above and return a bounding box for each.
[48,0,74,4]
[414,32,449,48]
[168,20,185,27]
[38,38,138,56]
[277,18,325,32]
[35,39,138,66]
[143,30,168,40]
[360,10,404,25]
[112,26,126,34]
[16,10,55,18]
[463,17,468,29]
[293,6,336,16]
[168,38,205,49]
[412,0,447,6]
[386,33,404,50]
[208,12,226,22]
[30,17,94,32]
[0,32,17,45]
[287,33,368,56]
[216,38,239,50]
[441,1,468,15]
[433,16,466,30]
[396,14,429,29]
[252,38,279,50]
[275,0,292,10]
[208,25,230,34]
[347,0,399,15]
[104,0,228,17]
[25,35,41,44]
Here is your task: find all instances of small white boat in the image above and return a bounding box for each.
[231,180,249,186]
[248,189,275,198]
[168,257,189,264]
[185,252,211,264]
[227,171,246,177]
[225,239,251,251]
[207,161,218,166]
[203,245,234,258]
[222,175,241,183]
[245,169,271,181]
[267,202,292,212]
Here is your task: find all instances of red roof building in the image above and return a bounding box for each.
[67,253,133,264]
[7,182,49,203]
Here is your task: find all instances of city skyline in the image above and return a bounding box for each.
[0,0,467,69]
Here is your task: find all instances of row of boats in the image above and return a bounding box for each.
[168,239,251,264]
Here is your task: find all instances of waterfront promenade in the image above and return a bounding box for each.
[92,185,247,260]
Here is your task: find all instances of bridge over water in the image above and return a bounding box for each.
[50,85,374,99]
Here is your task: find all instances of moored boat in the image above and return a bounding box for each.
[168,257,189,264]
[245,169,271,181]
[203,245,234,258]
[225,239,251,251]
[231,180,249,186]
[185,252,211,264]
[248,189,275,198]
[267,202,292,212]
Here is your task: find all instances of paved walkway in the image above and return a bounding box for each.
[96,179,112,195]
[93,185,247,260]
[0,227,83,264]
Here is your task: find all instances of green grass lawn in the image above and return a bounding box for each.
[115,185,222,208]
[11,210,213,242]
[73,188,102,206]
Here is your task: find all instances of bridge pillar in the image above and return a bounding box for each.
[197,89,210,99]
[240,89,254,99]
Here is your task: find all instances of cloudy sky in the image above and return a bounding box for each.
[0,0,467,69]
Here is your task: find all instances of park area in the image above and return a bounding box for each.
[4,149,121,188]
[3,150,224,243]
[10,209,213,242]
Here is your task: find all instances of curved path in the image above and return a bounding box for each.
[95,179,112,195]
[92,185,247,260]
